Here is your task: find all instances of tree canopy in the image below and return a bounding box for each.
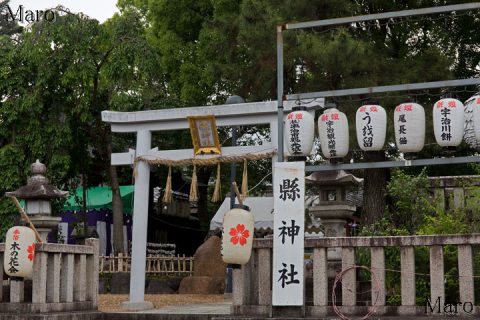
[0,0,479,239]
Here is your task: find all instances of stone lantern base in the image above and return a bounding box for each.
[308,204,356,277]
[29,215,61,242]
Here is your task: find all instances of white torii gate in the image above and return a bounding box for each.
[101,100,322,310]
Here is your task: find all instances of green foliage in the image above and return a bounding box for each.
[357,218,408,305]
[386,168,436,233]
[0,8,165,242]
[0,144,24,239]
[359,168,480,306]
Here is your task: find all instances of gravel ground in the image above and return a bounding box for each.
[99,294,227,313]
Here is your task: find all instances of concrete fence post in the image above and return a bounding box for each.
[85,238,99,309]
[32,251,47,303]
[458,245,474,306]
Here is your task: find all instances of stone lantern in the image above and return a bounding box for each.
[306,170,362,274]
[6,160,68,242]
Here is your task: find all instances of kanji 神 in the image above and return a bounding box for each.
[278,220,300,245]
[279,178,300,202]
[278,263,300,288]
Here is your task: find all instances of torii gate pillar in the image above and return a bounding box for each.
[121,130,153,310]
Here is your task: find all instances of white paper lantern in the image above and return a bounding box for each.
[468,95,480,143]
[463,94,480,149]
[318,108,349,159]
[356,104,386,151]
[433,98,464,147]
[394,102,426,153]
[4,226,36,278]
[285,106,314,156]
[221,205,254,265]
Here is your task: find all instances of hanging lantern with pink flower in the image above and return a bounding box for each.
[221,204,254,265]
[285,106,315,157]
[433,98,464,148]
[355,104,386,151]
[318,107,349,160]
[4,226,36,278]
[394,102,426,154]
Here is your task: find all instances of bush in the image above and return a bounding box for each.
[359,168,477,305]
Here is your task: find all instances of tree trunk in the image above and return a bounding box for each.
[362,151,387,226]
[107,141,125,254]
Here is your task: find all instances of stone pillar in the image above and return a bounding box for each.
[47,253,61,303]
[122,130,153,311]
[458,245,474,305]
[257,248,271,306]
[313,247,328,306]
[430,246,444,308]
[400,246,415,306]
[86,238,99,308]
[32,251,48,303]
[341,247,356,306]
[10,278,24,303]
[370,247,386,306]
[60,253,74,302]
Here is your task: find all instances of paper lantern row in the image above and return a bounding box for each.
[285,98,465,159]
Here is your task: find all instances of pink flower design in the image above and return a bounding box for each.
[27,243,35,261]
[229,224,250,246]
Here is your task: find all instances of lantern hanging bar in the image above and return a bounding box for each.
[287,78,480,101]
[285,2,480,30]
[305,155,480,172]
[276,25,285,162]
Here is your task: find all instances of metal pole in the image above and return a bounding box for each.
[225,95,245,295]
[225,95,245,209]
[305,155,480,172]
[82,173,87,243]
[287,78,480,101]
[230,126,237,209]
[277,25,285,162]
[285,2,480,30]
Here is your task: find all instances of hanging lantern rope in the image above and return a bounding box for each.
[163,166,173,204]
[212,163,222,203]
[134,150,275,168]
[189,164,199,202]
[241,159,248,200]
[133,150,275,203]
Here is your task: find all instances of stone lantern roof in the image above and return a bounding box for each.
[306,170,362,187]
[5,160,68,199]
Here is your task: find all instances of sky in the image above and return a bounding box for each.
[9,0,119,23]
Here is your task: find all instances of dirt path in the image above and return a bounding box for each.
[99,294,226,313]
